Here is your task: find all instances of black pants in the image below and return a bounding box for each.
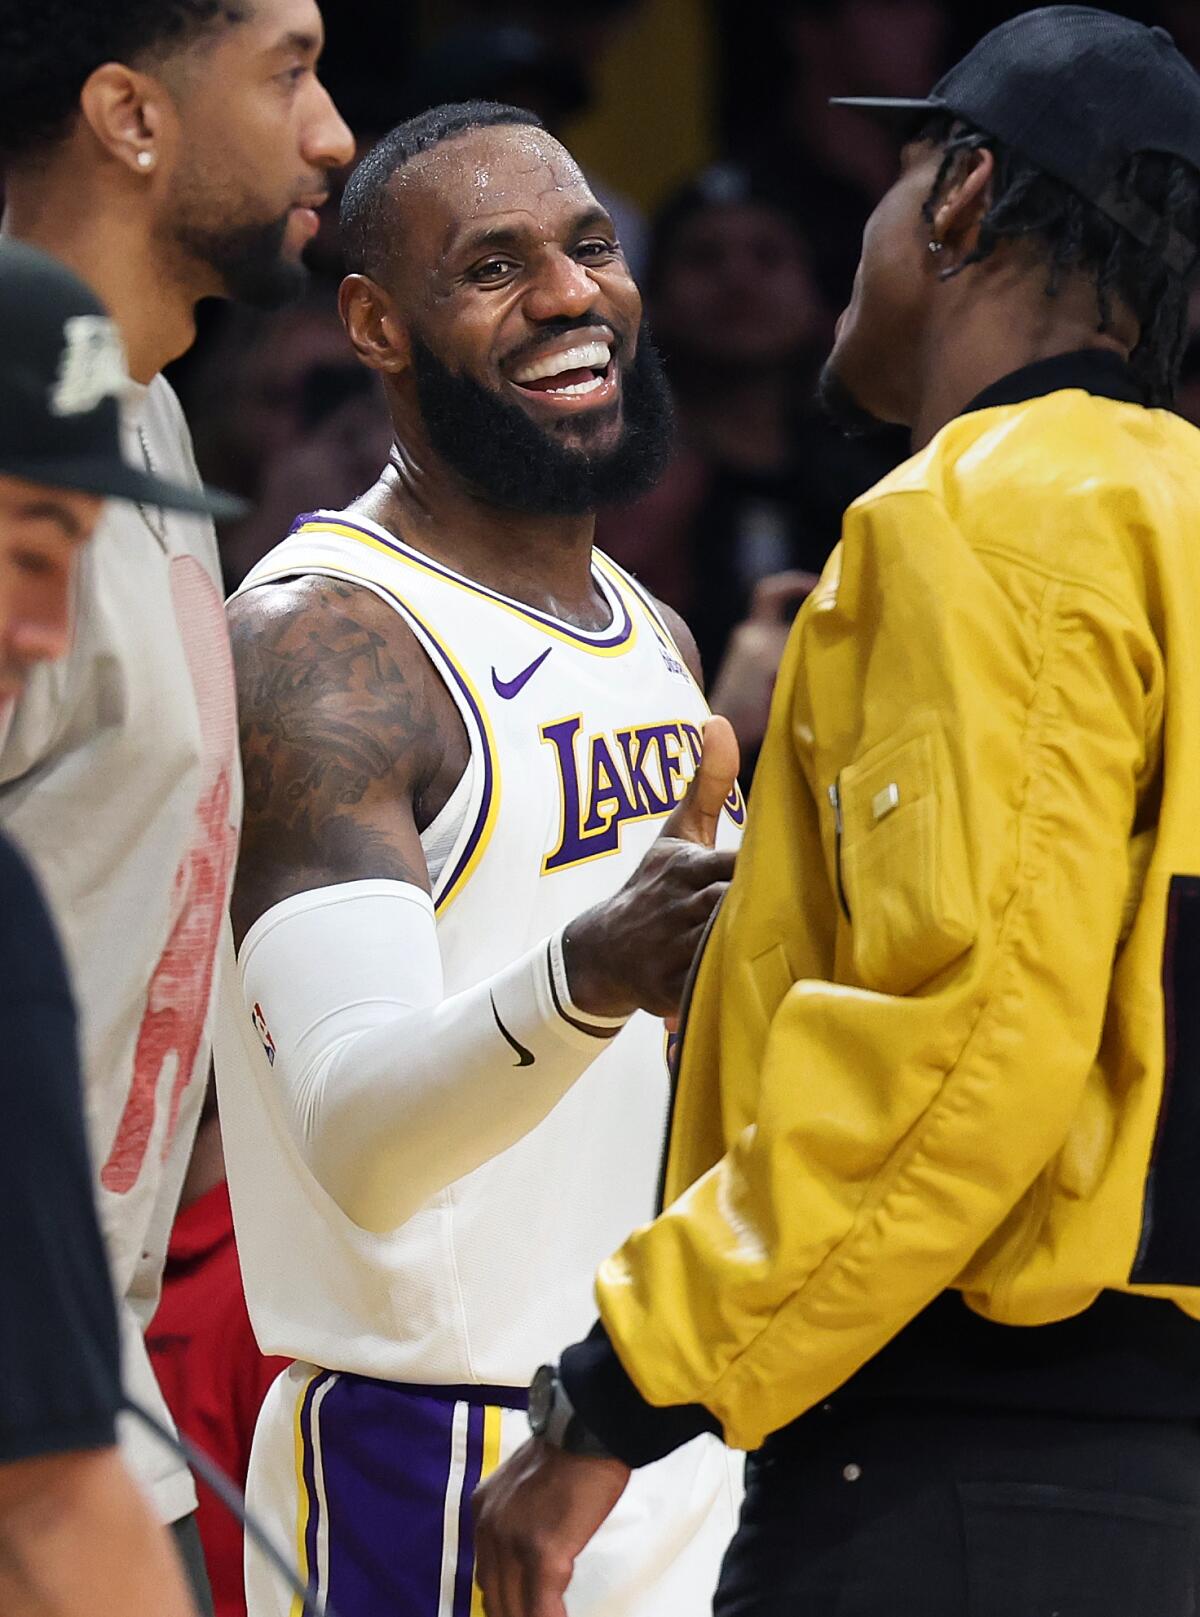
[714,1403,1200,1616]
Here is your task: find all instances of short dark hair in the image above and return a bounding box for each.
[919,114,1200,408]
[340,100,546,278]
[0,1,247,166]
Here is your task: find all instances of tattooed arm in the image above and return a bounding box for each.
[221,573,737,1231]
[228,575,466,949]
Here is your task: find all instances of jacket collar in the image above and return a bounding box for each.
[964,349,1146,416]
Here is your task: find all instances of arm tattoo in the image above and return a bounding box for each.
[230,577,438,941]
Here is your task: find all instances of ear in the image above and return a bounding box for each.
[929,146,995,256]
[339,274,412,376]
[77,63,177,175]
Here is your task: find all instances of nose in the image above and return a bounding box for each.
[306,79,355,171]
[522,249,602,324]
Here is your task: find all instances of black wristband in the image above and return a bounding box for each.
[559,1319,722,1469]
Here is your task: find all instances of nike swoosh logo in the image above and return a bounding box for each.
[492,646,552,700]
[492,993,536,1067]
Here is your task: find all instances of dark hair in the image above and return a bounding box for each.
[919,114,1200,407]
[340,100,546,278]
[0,1,247,166]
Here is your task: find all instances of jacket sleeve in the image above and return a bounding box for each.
[590,487,1162,1453]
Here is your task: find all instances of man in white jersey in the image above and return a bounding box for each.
[216,101,746,1616]
[0,3,352,1605]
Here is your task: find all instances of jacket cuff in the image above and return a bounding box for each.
[559,1318,721,1468]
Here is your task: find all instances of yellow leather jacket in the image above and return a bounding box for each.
[596,362,1200,1451]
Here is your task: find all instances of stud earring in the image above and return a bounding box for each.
[927,238,944,255]
[136,150,155,171]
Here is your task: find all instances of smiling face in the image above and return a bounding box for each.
[0,475,101,700]
[396,123,644,454]
[159,0,354,307]
[345,120,673,514]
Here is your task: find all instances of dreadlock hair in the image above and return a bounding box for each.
[917,112,1200,408]
[0,1,248,168]
[340,101,547,279]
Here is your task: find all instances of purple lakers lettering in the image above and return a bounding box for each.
[541,715,746,872]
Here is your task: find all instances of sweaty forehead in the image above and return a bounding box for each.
[392,126,599,264]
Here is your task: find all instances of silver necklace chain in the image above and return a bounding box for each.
[135,423,168,550]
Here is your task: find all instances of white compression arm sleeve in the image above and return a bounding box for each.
[237,881,627,1234]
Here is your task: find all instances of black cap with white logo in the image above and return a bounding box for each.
[0,239,244,516]
[831,6,1200,279]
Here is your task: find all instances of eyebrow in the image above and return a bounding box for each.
[17,501,86,541]
[448,205,617,264]
[266,28,322,58]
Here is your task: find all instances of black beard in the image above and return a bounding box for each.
[409,321,675,516]
[817,356,890,437]
[177,212,308,311]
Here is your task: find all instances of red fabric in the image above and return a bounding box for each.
[148,1180,289,1617]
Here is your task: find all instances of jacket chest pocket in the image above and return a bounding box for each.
[832,719,976,995]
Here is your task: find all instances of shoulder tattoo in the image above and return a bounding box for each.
[229,577,437,933]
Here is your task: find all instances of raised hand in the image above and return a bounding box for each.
[709,570,818,756]
[563,716,740,1020]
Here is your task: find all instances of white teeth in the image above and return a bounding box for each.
[544,373,607,397]
[513,341,611,384]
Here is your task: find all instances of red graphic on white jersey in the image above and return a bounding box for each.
[100,558,238,1194]
[251,1001,277,1066]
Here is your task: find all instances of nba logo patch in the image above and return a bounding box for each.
[251,1001,277,1066]
[657,639,688,680]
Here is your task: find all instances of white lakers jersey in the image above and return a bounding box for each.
[215,509,744,1387]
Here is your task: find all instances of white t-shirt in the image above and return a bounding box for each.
[0,376,242,1522]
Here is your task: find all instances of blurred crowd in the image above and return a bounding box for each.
[171,0,1200,770]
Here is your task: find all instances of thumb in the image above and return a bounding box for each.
[664,715,740,847]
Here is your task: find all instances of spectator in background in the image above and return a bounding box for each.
[187,298,355,510]
[149,1084,290,1617]
[181,296,389,590]
[598,166,904,759]
[719,0,949,305]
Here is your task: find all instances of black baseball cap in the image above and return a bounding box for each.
[0,239,245,517]
[831,6,1200,279]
